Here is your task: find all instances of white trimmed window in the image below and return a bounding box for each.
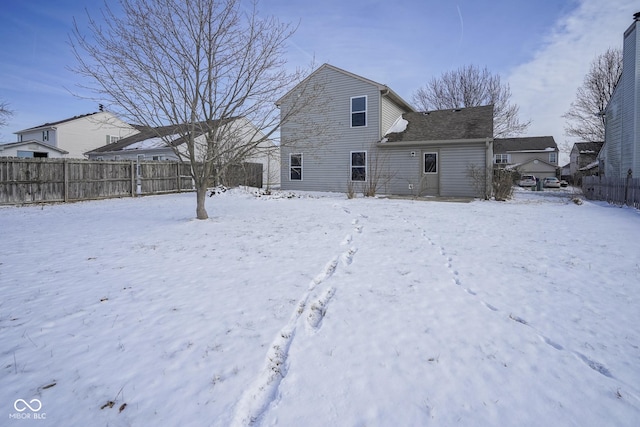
[549,152,557,163]
[350,151,367,181]
[494,153,510,164]
[290,153,302,181]
[351,96,367,127]
[424,152,437,174]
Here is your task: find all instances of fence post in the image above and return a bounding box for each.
[64,159,69,202]
[177,162,181,192]
[130,160,135,197]
[625,169,632,207]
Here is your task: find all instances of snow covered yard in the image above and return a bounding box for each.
[1,188,639,426]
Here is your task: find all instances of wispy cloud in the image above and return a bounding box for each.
[508,0,635,153]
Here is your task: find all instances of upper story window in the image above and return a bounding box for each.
[494,154,510,164]
[107,135,122,144]
[42,130,49,141]
[351,96,367,127]
[549,152,557,164]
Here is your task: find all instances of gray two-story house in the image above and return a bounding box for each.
[277,64,414,194]
[278,64,493,198]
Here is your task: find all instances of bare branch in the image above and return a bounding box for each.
[563,47,622,142]
[70,0,316,219]
[0,99,14,129]
[412,65,530,138]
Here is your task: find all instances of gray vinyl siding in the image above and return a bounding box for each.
[280,66,383,192]
[439,145,486,197]
[381,97,407,135]
[377,148,421,196]
[379,142,487,197]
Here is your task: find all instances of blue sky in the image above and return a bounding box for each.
[0,0,636,160]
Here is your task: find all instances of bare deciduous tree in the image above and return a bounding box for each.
[70,0,320,219]
[412,65,530,138]
[563,47,622,143]
[0,99,13,129]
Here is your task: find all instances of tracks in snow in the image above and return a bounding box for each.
[231,205,364,426]
[416,222,619,384]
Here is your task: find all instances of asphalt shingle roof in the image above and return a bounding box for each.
[494,136,558,153]
[384,105,493,142]
[574,141,604,154]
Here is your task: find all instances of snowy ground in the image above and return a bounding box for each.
[1,187,639,426]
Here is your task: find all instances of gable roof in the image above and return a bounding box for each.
[276,63,415,112]
[572,141,604,154]
[15,112,104,133]
[383,105,494,142]
[506,157,558,171]
[494,136,558,153]
[0,140,69,154]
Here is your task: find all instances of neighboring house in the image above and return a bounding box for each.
[0,140,68,158]
[560,163,571,182]
[277,63,492,198]
[602,12,640,178]
[379,106,494,197]
[493,136,559,180]
[569,141,603,183]
[86,117,279,188]
[14,111,137,159]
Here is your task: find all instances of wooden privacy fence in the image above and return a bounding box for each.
[582,175,640,209]
[0,158,262,205]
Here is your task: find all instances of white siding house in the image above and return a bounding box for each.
[86,117,279,188]
[0,140,68,158]
[14,111,138,159]
[603,12,640,178]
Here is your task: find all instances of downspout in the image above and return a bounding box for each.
[486,137,493,199]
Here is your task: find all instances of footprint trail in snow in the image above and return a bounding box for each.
[230,205,364,426]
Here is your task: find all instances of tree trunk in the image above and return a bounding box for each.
[196,185,209,220]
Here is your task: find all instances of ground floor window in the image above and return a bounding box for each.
[351,151,366,181]
[290,153,302,180]
[424,152,437,174]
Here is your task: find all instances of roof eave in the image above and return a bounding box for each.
[378,137,492,148]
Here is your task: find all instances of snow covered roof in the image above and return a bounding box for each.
[121,134,181,151]
[580,160,599,171]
